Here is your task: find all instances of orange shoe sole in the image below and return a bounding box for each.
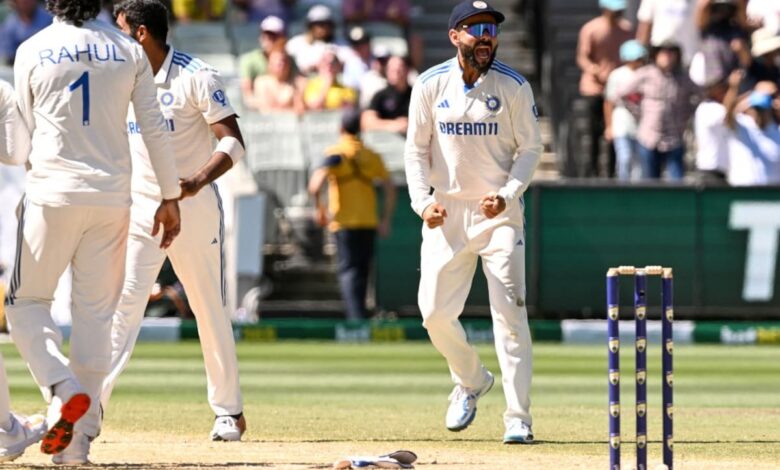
[40,393,91,455]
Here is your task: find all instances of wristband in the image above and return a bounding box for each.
[214,135,245,163]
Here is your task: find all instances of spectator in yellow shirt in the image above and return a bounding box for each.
[308,109,396,320]
[303,48,358,111]
[172,0,225,21]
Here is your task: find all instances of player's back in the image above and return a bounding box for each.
[15,17,151,207]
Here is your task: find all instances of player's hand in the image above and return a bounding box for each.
[152,199,181,249]
[314,205,328,227]
[479,192,506,219]
[179,176,204,199]
[422,202,447,228]
[605,126,613,142]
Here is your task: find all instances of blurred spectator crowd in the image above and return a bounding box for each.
[578,0,780,185]
[0,0,418,133]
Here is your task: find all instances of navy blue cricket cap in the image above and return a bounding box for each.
[448,0,505,30]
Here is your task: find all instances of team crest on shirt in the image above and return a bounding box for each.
[485,95,501,112]
[160,92,175,107]
[212,89,227,106]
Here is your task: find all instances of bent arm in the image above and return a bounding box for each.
[403,82,435,217]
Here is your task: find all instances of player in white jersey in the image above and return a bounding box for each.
[100,0,246,442]
[404,0,543,444]
[0,79,48,463]
[4,0,181,463]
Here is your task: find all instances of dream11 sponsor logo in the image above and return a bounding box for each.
[729,201,780,302]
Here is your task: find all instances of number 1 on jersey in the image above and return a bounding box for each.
[69,71,90,126]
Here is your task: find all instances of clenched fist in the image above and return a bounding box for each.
[422,202,447,228]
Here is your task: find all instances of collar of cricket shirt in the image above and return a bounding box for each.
[156,47,175,85]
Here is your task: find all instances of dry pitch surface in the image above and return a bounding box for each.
[2,342,779,469]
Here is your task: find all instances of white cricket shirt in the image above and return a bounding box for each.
[127,48,237,199]
[14,17,180,207]
[405,57,543,217]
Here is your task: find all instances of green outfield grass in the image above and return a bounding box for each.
[1,340,779,468]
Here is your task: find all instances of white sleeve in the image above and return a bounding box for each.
[0,81,30,166]
[191,68,236,124]
[13,45,34,144]
[403,80,435,217]
[131,47,181,200]
[637,0,655,23]
[497,82,543,202]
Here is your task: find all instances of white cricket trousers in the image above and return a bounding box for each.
[0,353,10,423]
[101,185,243,417]
[419,195,533,426]
[5,199,129,436]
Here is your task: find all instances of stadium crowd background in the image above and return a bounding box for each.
[1,0,779,321]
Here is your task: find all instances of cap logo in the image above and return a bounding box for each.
[473,1,488,9]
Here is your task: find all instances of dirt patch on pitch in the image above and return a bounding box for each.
[7,431,779,469]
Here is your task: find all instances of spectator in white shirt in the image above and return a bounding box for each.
[286,4,349,75]
[694,72,734,183]
[636,0,700,65]
[605,40,648,180]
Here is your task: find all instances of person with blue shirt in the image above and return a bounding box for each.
[0,0,53,65]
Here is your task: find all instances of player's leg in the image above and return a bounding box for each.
[65,206,129,447]
[0,354,9,429]
[0,353,46,462]
[4,201,91,454]
[334,228,375,320]
[166,186,244,440]
[352,229,376,314]
[101,196,166,410]
[419,203,495,431]
[419,222,483,388]
[478,224,533,443]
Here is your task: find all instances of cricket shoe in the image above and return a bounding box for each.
[445,371,495,431]
[42,380,91,455]
[210,414,246,441]
[51,431,90,465]
[503,419,534,444]
[0,413,47,462]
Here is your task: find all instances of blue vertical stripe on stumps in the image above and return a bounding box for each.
[662,272,674,469]
[607,271,620,470]
[634,272,647,470]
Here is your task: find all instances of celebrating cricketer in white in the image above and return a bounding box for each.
[100,0,246,443]
[6,0,181,464]
[404,0,542,444]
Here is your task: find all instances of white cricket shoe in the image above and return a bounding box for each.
[503,419,534,444]
[210,415,246,441]
[42,378,90,455]
[445,371,494,432]
[0,413,47,462]
[51,431,90,465]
